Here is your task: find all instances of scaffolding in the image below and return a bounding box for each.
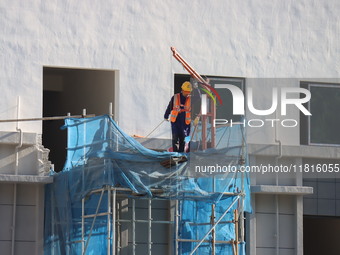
[44,115,251,255]
[76,185,245,255]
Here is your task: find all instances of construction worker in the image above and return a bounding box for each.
[164,81,198,152]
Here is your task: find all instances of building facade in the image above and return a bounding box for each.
[1,1,340,254]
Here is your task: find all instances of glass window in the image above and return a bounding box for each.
[301,82,340,145]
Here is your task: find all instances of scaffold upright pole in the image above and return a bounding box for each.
[112,189,116,255]
[211,204,216,255]
[175,200,179,255]
[132,199,136,255]
[148,199,152,255]
[189,196,240,255]
[107,187,111,255]
[81,198,85,254]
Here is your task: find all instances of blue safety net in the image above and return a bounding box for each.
[44,115,251,255]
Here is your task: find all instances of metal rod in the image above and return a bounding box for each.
[148,199,152,255]
[235,209,239,255]
[107,187,111,255]
[101,187,236,195]
[116,219,174,224]
[189,196,240,255]
[232,240,236,255]
[236,125,246,249]
[212,176,216,255]
[211,95,216,148]
[11,97,21,255]
[170,47,222,105]
[87,187,161,194]
[86,186,239,198]
[195,200,198,247]
[211,204,215,255]
[83,109,87,166]
[0,114,95,123]
[83,189,105,254]
[187,220,234,226]
[202,115,207,150]
[81,198,85,254]
[83,212,110,218]
[117,200,121,255]
[82,113,86,195]
[51,190,55,255]
[112,189,116,255]
[175,200,179,255]
[145,119,166,138]
[240,181,245,243]
[240,132,246,244]
[132,199,136,255]
[177,239,235,244]
[113,190,117,255]
[109,102,113,117]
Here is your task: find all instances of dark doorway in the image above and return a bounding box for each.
[43,67,118,171]
[304,215,340,255]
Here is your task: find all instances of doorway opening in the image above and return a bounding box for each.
[304,215,340,255]
[43,67,118,171]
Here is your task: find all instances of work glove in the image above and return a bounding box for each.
[193,116,199,126]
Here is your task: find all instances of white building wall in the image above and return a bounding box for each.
[1,0,340,142]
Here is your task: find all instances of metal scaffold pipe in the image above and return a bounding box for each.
[0,114,95,123]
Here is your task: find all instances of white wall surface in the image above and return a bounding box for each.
[1,0,340,140]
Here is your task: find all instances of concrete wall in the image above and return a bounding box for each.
[0,184,44,255]
[0,144,38,175]
[1,0,340,142]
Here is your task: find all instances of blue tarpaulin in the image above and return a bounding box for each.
[44,115,251,254]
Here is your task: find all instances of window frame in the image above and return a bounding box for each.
[301,81,340,147]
